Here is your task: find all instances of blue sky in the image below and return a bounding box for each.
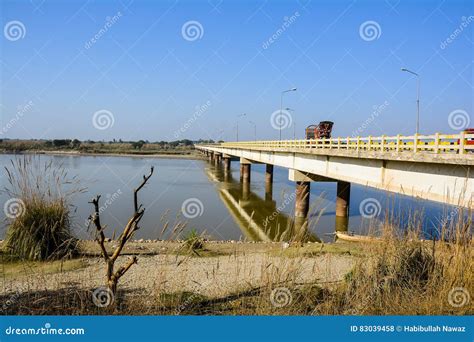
[0,0,472,141]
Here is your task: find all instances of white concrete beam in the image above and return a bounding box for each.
[199,146,474,208]
[289,169,334,182]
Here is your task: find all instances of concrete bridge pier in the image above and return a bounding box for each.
[295,181,310,218]
[214,153,222,166]
[289,170,319,219]
[208,151,214,163]
[240,158,251,200]
[223,155,231,173]
[265,164,273,201]
[335,181,350,231]
[240,158,251,184]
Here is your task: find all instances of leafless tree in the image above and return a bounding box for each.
[88,166,154,294]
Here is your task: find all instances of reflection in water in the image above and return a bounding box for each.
[205,162,321,242]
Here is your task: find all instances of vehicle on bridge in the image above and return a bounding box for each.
[305,121,334,139]
[459,128,474,150]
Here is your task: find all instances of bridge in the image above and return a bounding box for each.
[196,133,474,230]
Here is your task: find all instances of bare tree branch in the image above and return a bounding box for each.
[88,166,154,296]
[134,166,154,212]
[89,195,109,261]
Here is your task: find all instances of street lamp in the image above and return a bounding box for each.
[279,87,297,140]
[248,120,257,141]
[286,107,295,140]
[401,68,420,134]
[236,113,246,141]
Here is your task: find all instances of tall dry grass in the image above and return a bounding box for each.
[312,206,473,315]
[2,156,84,261]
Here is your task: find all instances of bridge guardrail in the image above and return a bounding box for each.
[197,133,474,155]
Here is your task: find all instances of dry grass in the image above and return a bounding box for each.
[0,253,86,279]
[2,156,83,260]
[0,193,472,315]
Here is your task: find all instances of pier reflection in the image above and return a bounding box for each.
[205,164,320,242]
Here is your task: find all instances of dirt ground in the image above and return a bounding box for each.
[0,240,360,298]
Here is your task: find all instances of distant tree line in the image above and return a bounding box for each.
[0,138,218,153]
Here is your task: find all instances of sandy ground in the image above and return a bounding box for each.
[0,242,357,298]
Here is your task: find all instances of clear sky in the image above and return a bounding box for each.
[0,0,472,142]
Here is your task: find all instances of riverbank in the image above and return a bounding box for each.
[1,236,471,315]
[0,240,361,314]
[0,149,204,159]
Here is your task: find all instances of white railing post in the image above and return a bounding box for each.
[459,132,465,155]
[396,134,401,152]
[413,133,418,153]
[381,135,385,152]
[368,136,372,151]
[434,133,440,154]
[357,136,360,152]
[337,137,341,150]
[346,137,350,150]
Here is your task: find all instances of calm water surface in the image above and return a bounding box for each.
[0,154,456,242]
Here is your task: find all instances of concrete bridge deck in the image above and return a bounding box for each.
[196,133,473,210]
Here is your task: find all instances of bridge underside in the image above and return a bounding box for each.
[198,146,473,209]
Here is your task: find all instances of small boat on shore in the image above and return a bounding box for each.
[335,231,382,243]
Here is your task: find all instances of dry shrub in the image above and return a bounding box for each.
[2,156,83,261]
[314,208,473,315]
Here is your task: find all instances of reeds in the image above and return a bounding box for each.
[2,156,84,261]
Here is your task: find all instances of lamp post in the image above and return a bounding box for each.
[279,87,297,140]
[401,68,420,134]
[286,107,295,140]
[248,120,256,141]
[236,113,246,141]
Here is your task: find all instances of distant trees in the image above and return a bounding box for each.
[52,139,71,148]
[132,140,146,150]
[71,139,81,148]
[0,138,209,153]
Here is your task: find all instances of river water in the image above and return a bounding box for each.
[0,154,458,242]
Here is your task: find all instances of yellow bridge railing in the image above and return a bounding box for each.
[201,133,474,155]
